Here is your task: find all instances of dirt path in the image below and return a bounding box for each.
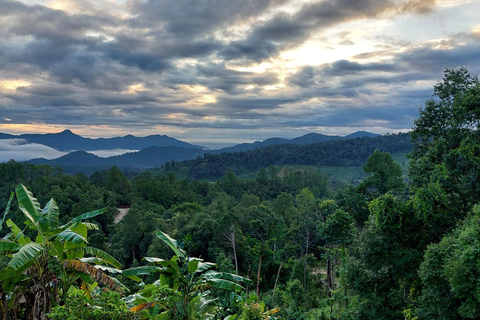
[114,207,129,224]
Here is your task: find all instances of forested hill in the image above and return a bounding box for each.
[1,129,204,151]
[218,131,379,153]
[29,146,208,175]
[157,132,412,180]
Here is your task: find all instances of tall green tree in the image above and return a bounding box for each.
[410,68,480,218]
[359,150,404,196]
[418,205,480,319]
[342,194,422,319]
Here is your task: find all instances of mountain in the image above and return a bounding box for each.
[29,151,107,167]
[218,137,290,153]
[28,132,411,178]
[29,146,206,169]
[290,133,342,144]
[344,131,380,139]
[0,133,15,139]
[23,129,383,173]
[158,133,413,180]
[1,129,204,151]
[217,131,377,153]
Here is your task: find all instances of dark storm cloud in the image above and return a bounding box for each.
[216,97,296,112]
[129,0,286,37]
[221,14,307,61]
[397,42,480,73]
[288,60,399,89]
[194,63,279,94]
[0,0,115,41]
[321,60,398,75]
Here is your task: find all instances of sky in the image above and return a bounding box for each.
[0,0,479,149]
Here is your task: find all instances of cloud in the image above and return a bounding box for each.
[0,0,479,147]
[0,139,67,162]
[221,0,436,62]
[88,149,138,158]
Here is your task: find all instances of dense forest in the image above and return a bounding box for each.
[0,68,479,319]
[158,132,412,180]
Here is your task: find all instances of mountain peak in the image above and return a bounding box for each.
[59,129,75,135]
[345,131,379,139]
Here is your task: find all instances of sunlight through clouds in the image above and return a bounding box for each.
[0,0,479,146]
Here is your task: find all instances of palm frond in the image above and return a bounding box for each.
[156,231,186,259]
[8,242,45,270]
[205,278,244,292]
[83,222,99,231]
[15,184,43,226]
[55,227,87,244]
[84,246,122,269]
[70,208,106,224]
[63,260,124,293]
[6,219,28,244]
[122,266,164,282]
[0,239,21,254]
[143,257,166,264]
[42,198,59,230]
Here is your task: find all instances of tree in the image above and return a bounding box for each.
[410,68,480,217]
[418,205,480,319]
[128,231,250,319]
[0,184,122,319]
[341,195,423,319]
[359,150,404,196]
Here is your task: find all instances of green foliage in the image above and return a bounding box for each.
[320,209,355,246]
[47,289,134,320]
[410,67,480,218]
[359,150,404,195]
[127,231,251,319]
[418,206,480,319]
[0,184,122,319]
[156,133,412,181]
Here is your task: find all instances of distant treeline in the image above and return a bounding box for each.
[158,133,412,180]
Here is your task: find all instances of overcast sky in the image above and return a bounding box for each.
[0,0,479,148]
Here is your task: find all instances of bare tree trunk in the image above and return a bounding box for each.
[246,264,251,295]
[303,229,312,292]
[256,252,263,296]
[26,274,52,320]
[272,262,284,299]
[224,227,238,274]
[327,258,333,298]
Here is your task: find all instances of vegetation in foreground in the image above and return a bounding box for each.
[0,68,479,319]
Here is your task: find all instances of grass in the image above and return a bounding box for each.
[317,166,366,183]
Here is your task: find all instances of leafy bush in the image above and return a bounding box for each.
[47,289,134,320]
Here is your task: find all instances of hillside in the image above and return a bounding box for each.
[26,131,400,179]
[154,133,412,180]
[1,129,204,151]
[30,146,206,169]
[217,131,379,153]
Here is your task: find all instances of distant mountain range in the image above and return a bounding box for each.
[1,129,383,172]
[29,146,207,168]
[0,129,204,151]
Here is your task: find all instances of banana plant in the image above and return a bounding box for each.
[127,231,251,320]
[0,184,123,320]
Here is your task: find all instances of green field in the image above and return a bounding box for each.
[274,152,410,183]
